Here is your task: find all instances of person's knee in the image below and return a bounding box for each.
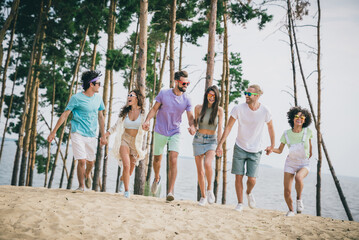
[247,177,256,185]
[153,155,161,163]
[284,188,291,197]
[78,160,86,167]
[295,175,303,183]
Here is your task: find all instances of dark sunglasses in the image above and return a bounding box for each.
[244,91,258,97]
[93,82,101,86]
[177,80,190,86]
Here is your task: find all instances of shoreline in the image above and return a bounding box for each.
[1,185,358,239]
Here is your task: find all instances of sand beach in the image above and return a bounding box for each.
[0,185,358,240]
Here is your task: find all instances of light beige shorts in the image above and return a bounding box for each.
[121,132,139,160]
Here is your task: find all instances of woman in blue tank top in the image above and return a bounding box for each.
[193,85,224,206]
[103,89,147,199]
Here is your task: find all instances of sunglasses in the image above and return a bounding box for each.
[128,93,137,98]
[244,91,258,97]
[294,115,306,120]
[177,80,190,86]
[93,82,101,86]
[207,93,215,99]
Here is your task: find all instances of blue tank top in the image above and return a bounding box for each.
[123,113,141,129]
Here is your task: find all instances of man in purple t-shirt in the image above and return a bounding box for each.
[143,70,196,201]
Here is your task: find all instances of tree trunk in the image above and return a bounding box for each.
[291,9,353,221]
[169,0,176,88]
[129,19,140,92]
[44,61,56,187]
[145,42,159,182]
[59,128,71,188]
[205,0,218,90]
[48,24,88,188]
[28,83,39,186]
[316,0,323,218]
[0,0,20,47]
[133,0,148,195]
[0,65,17,161]
[178,33,183,71]
[286,0,297,106]
[222,10,230,204]
[12,0,47,186]
[66,158,76,190]
[157,31,170,94]
[19,0,49,186]
[93,0,116,191]
[0,10,17,122]
[91,41,97,70]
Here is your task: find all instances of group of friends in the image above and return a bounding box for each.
[47,69,313,217]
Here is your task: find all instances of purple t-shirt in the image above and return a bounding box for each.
[154,89,192,136]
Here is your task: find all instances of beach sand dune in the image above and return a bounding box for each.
[0,185,358,240]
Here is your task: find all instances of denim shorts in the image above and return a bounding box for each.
[232,144,262,178]
[192,132,217,156]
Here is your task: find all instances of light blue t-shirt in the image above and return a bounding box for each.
[65,92,105,137]
[154,89,192,137]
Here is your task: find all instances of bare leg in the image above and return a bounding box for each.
[295,168,309,200]
[195,154,206,198]
[120,146,131,192]
[284,172,295,211]
[85,160,94,178]
[235,175,244,203]
[204,150,215,191]
[153,155,162,182]
[77,159,86,188]
[246,177,256,195]
[167,151,178,194]
[129,155,137,176]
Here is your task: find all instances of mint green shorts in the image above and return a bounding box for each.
[153,132,180,155]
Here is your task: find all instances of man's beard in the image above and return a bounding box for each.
[178,85,186,92]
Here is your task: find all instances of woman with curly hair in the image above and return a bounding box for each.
[103,89,147,198]
[193,85,223,206]
[273,106,313,217]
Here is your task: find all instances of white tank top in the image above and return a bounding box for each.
[123,113,141,129]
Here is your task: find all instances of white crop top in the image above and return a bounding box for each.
[123,113,141,129]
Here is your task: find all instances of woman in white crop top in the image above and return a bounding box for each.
[193,85,223,206]
[103,89,147,199]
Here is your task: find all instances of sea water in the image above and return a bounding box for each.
[1,139,358,222]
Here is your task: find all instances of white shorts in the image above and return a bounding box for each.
[71,132,97,161]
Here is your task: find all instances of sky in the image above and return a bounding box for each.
[1,0,358,178]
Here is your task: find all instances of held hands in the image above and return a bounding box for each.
[100,136,108,146]
[188,125,196,135]
[265,146,274,155]
[47,131,56,143]
[216,145,223,157]
[142,121,150,131]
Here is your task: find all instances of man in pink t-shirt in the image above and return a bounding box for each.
[142,70,196,201]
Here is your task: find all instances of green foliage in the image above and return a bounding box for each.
[106,49,132,71]
[218,52,249,104]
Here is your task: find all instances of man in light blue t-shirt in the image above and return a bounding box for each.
[142,70,196,201]
[47,70,106,191]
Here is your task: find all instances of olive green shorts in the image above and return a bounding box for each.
[231,144,262,178]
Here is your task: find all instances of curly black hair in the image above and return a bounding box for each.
[82,70,101,91]
[287,106,312,128]
[119,89,145,119]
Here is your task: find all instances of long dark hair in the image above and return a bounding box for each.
[199,85,220,125]
[119,89,145,119]
[287,106,312,128]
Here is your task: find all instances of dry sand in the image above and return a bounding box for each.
[0,185,358,240]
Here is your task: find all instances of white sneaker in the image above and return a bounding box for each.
[286,211,295,217]
[246,193,256,209]
[124,191,130,198]
[166,192,174,201]
[151,176,161,194]
[297,199,304,213]
[119,180,124,192]
[207,190,215,204]
[198,197,207,206]
[235,203,244,212]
